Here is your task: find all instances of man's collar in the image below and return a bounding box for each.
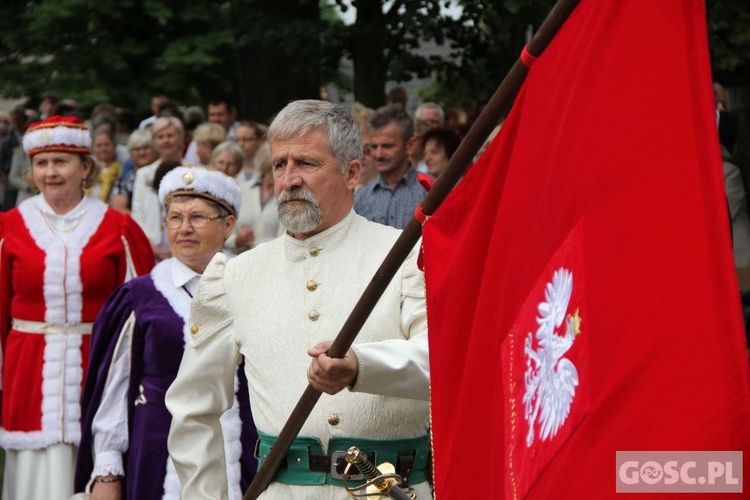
[284,210,357,262]
[375,166,417,190]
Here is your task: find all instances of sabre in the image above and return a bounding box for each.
[343,447,413,500]
[244,0,581,497]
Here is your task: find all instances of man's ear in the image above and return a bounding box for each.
[345,160,361,190]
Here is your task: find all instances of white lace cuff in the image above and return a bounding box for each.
[91,450,125,479]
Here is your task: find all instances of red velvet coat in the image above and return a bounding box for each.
[0,195,153,450]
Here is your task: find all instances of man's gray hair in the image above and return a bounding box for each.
[267,100,361,173]
[369,104,414,143]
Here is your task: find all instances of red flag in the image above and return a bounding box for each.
[423,1,750,498]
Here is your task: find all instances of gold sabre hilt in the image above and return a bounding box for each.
[343,447,414,499]
[345,447,388,491]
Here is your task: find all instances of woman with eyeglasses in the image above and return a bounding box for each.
[75,166,257,500]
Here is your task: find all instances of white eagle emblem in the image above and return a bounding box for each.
[523,267,581,447]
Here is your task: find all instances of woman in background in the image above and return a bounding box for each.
[229,142,283,252]
[193,122,226,166]
[110,130,159,213]
[91,130,123,202]
[234,121,266,183]
[421,127,461,178]
[132,117,184,260]
[211,141,244,178]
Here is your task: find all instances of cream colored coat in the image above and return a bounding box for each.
[131,159,163,246]
[166,211,431,499]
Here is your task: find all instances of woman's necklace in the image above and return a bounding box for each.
[181,285,194,298]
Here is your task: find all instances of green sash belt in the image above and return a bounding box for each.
[255,430,430,487]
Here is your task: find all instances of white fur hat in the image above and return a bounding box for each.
[22,115,91,158]
[158,165,241,216]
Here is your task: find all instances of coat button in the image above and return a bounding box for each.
[328,414,340,426]
[190,325,199,335]
[309,247,319,257]
[308,310,320,321]
[306,280,318,291]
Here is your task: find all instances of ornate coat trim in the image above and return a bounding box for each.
[0,196,107,449]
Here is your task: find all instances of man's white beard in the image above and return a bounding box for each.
[277,187,322,234]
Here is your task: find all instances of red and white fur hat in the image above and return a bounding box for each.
[22,115,91,159]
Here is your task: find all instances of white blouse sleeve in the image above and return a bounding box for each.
[90,312,136,478]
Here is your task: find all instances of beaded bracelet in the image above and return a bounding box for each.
[94,476,123,483]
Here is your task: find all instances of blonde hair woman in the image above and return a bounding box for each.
[193,122,227,165]
[131,117,185,260]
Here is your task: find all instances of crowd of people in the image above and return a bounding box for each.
[0,90,479,500]
[0,91,475,246]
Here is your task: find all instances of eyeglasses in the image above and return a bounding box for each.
[164,213,226,229]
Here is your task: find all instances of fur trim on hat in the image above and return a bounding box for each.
[158,165,241,216]
[22,116,91,158]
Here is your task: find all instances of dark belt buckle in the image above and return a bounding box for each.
[330,450,365,481]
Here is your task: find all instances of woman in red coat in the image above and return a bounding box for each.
[0,116,154,500]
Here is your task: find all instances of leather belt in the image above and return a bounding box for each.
[11,319,93,335]
[256,431,430,487]
[307,452,367,479]
[304,451,417,485]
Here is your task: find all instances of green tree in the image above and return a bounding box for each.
[229,0,346,121]
[336,0,457,108]
[334,0,558,109]
[0,0,234,115]
[418,0,553,107]
[3,0,748,122]
[0,0,343,121]
[707,2,750,80]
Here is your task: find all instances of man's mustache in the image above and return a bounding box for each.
[277,188,317,205]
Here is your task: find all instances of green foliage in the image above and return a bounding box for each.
[0,0,233,113]
[707,2,750,79]
[419,0,553,106]
[1,0,748,119]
